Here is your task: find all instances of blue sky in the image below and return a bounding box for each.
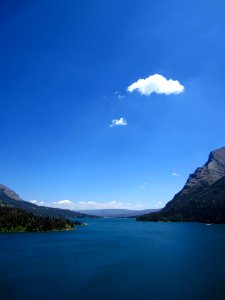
[1,0,225,210]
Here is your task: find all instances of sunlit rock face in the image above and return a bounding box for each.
[180,147,225,195]
[0,184,22,202]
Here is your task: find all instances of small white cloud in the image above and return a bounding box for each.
[155,201,164,208]
[172,172,180,177]
[53,200,73,205]
[138,183,147,189]
[127,74,184,96]
[29,200,45,206]
[115,91,126,99]
[110,117,127,128]
[30,200,37,204]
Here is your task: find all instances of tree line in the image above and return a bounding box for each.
[0,206,82,232]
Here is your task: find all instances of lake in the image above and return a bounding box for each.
[1,218,225,300]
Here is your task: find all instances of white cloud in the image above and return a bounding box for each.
[115,91,125,99]
[155,201,164,208]
[53,200,73,205]
[172,172,180,177]
[30,200,37,204]
[29,200,45,206]
[78,200,125,209]
[48,200,149,210]
[127,74,184,96]
[110,117,127,128]
[138,183,147,189]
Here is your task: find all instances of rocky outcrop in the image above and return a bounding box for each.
[175,147,225,195]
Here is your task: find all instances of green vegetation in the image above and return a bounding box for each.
[0,206,82,232]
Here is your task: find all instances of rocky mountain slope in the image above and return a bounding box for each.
[0,184,94,218]
[137,147,225,223]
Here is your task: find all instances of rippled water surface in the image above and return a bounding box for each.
[1,218,225,300]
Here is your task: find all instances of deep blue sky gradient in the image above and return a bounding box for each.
[1,0,225,208]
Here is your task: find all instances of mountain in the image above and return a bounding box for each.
[0,184,94,218]
[137,147,225,223]
[0,184,22,201]
[77,209,160,218]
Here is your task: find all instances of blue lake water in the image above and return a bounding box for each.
[1,218,225,300]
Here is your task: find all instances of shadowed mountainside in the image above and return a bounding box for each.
[0,184,95,219]
[137,147,225,223]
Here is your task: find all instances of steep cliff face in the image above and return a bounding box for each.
[137,147,225,223]
[177,147,225,195]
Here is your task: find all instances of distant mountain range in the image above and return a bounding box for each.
[137,147,225,223]
[77,209,160,218]
[0,184,94,219]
